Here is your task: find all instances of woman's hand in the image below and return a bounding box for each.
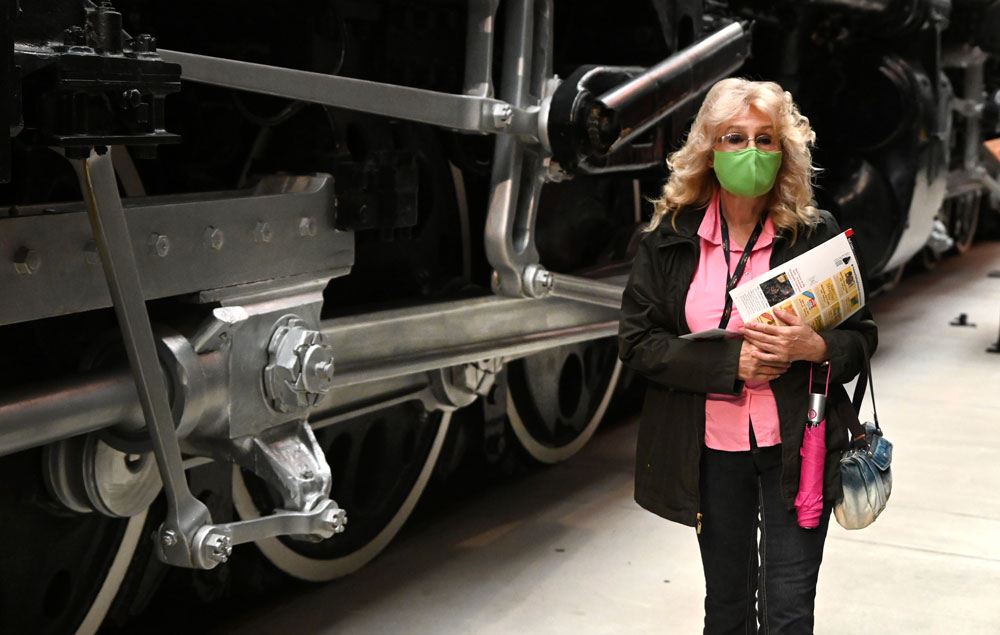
[740,308,828,364]
[738,341,791,383]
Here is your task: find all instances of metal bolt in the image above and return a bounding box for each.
[13,247,41,275]
[63,25,86,46]
[314,360,334,382]
[202,532,232,564]
[133,33,156,52]
[254,221,273,243]
[121,89,142,109]
[322,507,348,533]
[147,233,170,257]
[298,216,318,237]
[532,266,554,290]
[203,226,224,251]
[161,529,177,547]
[492,103,514,129]
[84,240,100,265]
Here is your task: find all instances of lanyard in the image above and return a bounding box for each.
[718,206,765,329]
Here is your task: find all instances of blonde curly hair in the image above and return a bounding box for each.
[647,78,820,242]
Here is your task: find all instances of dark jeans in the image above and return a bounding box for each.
[697,442,830,635]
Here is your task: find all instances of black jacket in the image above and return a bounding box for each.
[618,207,878,527]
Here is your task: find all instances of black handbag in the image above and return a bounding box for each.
[833,347,892,530]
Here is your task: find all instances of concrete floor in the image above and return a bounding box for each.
[212,242,1000,635]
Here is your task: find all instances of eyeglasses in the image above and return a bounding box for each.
[716,132,780,152]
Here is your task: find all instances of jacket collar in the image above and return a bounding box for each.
[649,207,703,247]
[649,204,792,257]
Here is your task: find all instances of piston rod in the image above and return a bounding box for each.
[594,21,751,155]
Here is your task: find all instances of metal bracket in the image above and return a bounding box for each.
[188,498,346,569]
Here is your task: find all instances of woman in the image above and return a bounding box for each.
[618,78,877,634]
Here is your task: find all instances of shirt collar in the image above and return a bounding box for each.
[697,188,775,251]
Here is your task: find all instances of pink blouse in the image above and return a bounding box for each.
[685,191,782,451]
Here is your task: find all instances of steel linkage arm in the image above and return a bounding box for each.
[72,148,213,568]
[157,48,538,141]
[487,16,751,306]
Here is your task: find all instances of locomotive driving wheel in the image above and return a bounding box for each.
[501,175,636,464]
[0,447,147,635]
[506,339,623,464]
[232,403,450,581]
[945,190,981,254]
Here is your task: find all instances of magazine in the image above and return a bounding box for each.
[681,230,864,340]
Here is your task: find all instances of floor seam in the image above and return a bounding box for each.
[828,536,1000,563]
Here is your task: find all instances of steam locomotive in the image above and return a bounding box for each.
[1,1,997,632]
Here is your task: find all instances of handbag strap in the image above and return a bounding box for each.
[846,338,878,448]
[850,339,879,428]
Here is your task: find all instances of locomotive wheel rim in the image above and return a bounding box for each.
[0,450,147,635]
[231,409,451,582]
[75,510,148,635]
[506,340,622,464]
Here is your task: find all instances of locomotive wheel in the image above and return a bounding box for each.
[0,449,147,635]
[946,191,981,254]
[232,403,450,582]
[506,338,622,464]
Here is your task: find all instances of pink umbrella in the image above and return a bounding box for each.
[795,363,830,529]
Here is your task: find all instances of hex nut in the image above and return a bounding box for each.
[13,247,41,275]
[121,89,143,109]
[492,103,514,129]
[63,25,86,46]
[161,529,177,547]
[133,33,156,52]
[203,226,225,251]
[204,532,232,564]
[147,233,170,258]
[84,240,100,265]
[298,216,318,237]
[254,221,273,243]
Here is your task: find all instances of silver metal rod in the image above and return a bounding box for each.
[157,49,537,139]
[0,291,622,455]
[74,149,210,566]
[597,21,751,153]
[464,0,499,97]
[328,321,617,388]
[546,272,625,309]
[0,370,141,456]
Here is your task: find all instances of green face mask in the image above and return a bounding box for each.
[713,148,783,198]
